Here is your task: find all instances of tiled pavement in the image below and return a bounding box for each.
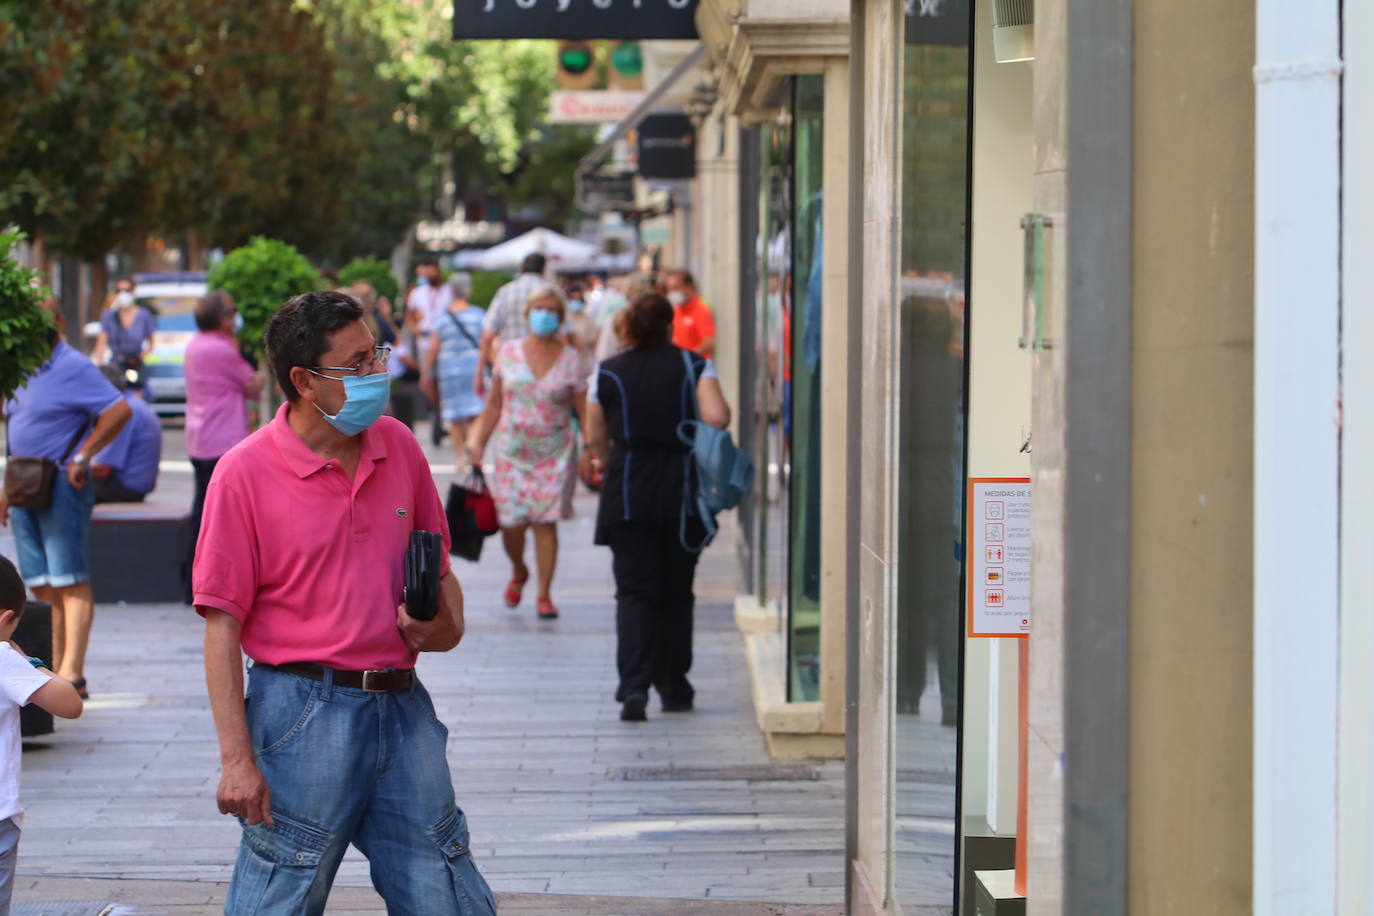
[2,424,847,914]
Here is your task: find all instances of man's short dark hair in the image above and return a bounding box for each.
[195,291,234,332]
[666,268,696,289]
[416,257,439,270]
[265,291,364,402]
[520,253,546,276]
[0,556,25,617]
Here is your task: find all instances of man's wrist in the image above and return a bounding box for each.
[71,453,88,467]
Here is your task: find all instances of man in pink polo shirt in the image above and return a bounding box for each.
[182,291,263,603]
[193,291,494,915]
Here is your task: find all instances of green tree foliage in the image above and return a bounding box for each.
[0,0,591,265]
[0,1,168,260]
[0,230,54,400]
[339,257,401,304]
[206,238,322,362]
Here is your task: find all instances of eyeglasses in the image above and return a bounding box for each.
[310,345,391,379]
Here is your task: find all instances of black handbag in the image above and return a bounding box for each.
[403,530,444,621]
[445,469,498,563]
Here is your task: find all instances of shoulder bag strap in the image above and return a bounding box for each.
[445,310,481,350]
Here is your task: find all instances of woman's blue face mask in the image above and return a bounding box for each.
[528,308,561,338]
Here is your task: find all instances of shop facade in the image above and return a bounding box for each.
[684,0,1369,911]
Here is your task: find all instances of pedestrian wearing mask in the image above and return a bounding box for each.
[182,292,264,602]
[406,259,452,446]
[663,269,717,360]
[2,298,132,699]
[582,292,732,722]
[194,291,493,915]
[469,287,587,620]
[93,279,156,396]
[421,272,486,470]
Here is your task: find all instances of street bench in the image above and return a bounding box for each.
[90,497,189,604]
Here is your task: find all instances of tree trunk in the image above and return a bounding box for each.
[185,230,206,271]
[88,259,109,326]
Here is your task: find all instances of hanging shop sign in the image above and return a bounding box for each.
[549,91,647,124]
[905,0,971,46]
[967,478,1031,637]
[579,172,637,209]
[415,217,505,251]
[453,0,700,40]
[636,114,695,180]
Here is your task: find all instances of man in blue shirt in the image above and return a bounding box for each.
[1,298,131,697]
[91,365,162,503]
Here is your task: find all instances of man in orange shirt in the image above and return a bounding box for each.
[664,269,716,359]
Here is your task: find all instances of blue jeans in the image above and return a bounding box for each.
[11,472,96,588]
[227,665,495,916]
[0,815,18,913]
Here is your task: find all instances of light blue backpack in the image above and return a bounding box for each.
[678,350,755,553]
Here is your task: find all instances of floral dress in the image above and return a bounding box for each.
[491,339,586,527]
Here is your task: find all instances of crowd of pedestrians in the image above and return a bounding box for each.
[1,258,728,912]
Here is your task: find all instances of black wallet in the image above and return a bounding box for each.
[404,530,444,621]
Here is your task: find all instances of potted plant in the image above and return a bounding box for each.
[0,229,57,738]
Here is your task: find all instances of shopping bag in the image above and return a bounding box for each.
[446,469,499,562]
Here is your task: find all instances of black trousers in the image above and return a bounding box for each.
[183,456,219,601]
[605,519,702,704]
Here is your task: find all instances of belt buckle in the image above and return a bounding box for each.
[362,669,390,693]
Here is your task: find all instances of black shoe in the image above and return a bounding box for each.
[620,693,648,722]
[661,699,694,713]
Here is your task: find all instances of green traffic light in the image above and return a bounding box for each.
[611,42,643,77]
[559,46,593,75]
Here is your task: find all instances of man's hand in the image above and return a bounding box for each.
[218,756,273,826]
[396,602,461,653]
[66,461,87,491]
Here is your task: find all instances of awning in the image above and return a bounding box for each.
[577,43,708,175]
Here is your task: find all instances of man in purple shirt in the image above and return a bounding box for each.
[182,292,263,602]
[1,298,131,696]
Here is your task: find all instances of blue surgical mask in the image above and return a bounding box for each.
[529,308,561,338]
[233,312,244,333]
[309,371,390,437]
[568,298,585,314]
[417,275,430,288]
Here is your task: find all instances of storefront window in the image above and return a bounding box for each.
[756,106,792,626]
[893,3,972,909]
[749,77,827,703]
[788,75,825,702]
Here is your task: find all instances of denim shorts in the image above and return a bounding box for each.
[10,472,96,589]
[227,664,496,915]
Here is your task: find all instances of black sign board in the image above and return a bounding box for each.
[904,0,971,45]
[453,0,699,40]
[636,114,695,180]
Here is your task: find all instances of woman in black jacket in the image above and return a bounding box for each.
[582,292,732,722]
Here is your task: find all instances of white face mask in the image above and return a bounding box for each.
[115,291,135,308]
[667,291,687,307]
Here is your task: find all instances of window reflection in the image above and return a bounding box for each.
[893,9,971,910]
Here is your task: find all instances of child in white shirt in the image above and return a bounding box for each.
[0,556,83,912]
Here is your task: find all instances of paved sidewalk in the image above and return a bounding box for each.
[5,424,846,914]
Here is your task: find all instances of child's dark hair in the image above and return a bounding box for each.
[0,557,25,616]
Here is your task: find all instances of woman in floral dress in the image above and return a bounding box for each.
[469,286,587,619]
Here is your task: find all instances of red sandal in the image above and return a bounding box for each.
[536,598,559,619]
[503,575,528,608]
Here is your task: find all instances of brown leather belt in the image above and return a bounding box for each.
[259,662,415,693]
